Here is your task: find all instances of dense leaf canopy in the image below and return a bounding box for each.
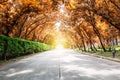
[0,0,120,50]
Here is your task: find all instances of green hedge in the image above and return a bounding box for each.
[0,35,51,60]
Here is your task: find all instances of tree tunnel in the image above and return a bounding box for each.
[0,0,120,51]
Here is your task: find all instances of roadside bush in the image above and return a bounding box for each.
[0,35,51,60]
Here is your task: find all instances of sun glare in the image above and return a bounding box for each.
[56,44,64,49]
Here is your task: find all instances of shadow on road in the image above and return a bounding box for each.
[1,49,120,80]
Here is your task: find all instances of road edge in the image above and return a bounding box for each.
[0,52,43,67]
[77,51,120,63]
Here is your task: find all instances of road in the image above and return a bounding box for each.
[1,49,120,80]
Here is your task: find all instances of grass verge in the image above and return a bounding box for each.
[76,48,120,62]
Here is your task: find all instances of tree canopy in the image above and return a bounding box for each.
[0,0,120,50]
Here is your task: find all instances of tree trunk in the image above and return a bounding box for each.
[18,15,29,38]
[82,39,86,51]
[93,26,106,52]
[90,43,94,51]
[32,31,36,41]
[115,37,118,45]
[93,43,97,51]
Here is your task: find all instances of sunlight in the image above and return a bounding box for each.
[56,44,64,49]
[60,8,65,13]
[59,4,65,13]
[62,65,120,77]
[54,44,65,54]
[8,0,13,2]
[55,21,61,32]
[55,21,61,27]
[6,69,33,77]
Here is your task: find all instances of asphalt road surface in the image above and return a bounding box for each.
[1,49,120,80]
